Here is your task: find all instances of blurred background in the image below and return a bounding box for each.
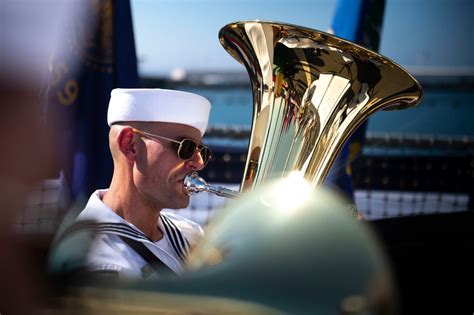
[2,0,473,314]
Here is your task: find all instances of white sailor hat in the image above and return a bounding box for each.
[107,88,211,136]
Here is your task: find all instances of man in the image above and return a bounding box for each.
[50,88,212,279]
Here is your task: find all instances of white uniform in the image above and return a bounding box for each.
[51,189,203,279]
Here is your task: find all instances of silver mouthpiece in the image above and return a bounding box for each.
[184,173,239,199]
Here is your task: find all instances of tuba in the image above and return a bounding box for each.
[53,21,414,314]
[186,20,423,197]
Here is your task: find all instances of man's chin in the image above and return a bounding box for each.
[177,198,190,209]
[169,191,190,209]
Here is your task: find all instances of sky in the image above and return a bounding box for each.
[130,0,474,77]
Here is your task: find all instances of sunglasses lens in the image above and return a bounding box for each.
[177,139,211,165]
[200,146,211,165]
[178,139,197,160]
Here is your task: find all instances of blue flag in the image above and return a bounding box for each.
[325,0,386,200]
[45,0,139,206]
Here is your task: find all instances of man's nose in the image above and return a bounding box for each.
[185,149,206,171]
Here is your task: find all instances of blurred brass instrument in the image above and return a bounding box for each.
[185,20,423,197]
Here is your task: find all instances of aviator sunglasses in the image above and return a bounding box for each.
[132,128,211,166]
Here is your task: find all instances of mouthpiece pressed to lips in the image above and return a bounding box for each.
[184,172,239,199]
[183,172,207,196]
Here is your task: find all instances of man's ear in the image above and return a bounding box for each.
[117,127,137,162]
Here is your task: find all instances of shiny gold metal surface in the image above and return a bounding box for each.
[218,21,423,191]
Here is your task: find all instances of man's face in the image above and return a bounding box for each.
[133,122,206,210]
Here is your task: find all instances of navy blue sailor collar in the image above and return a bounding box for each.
[70,189,191,262]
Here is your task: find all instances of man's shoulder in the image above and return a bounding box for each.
[49,221,152,279]
[75,189,113,221]
[49,189,139,277]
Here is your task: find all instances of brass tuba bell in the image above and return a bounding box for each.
[186,20,423,196]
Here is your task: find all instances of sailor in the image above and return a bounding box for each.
[50,88,212,279]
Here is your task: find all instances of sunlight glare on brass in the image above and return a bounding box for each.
[260,171,312,215]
